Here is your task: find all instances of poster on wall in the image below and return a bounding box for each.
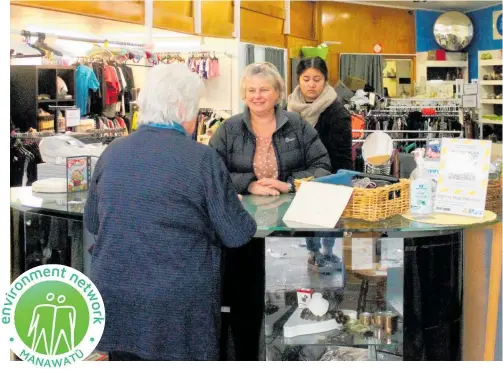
[494,10,502,40]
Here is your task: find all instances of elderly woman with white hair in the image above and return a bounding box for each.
[84,64,257,361]
[209,62,331,196]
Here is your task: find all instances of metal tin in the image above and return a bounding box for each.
[359,312,372,327]
[373,312,386,328]
[383,311,398,335]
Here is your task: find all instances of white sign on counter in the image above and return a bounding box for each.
[282,182,353,228]
[435,138,492,217]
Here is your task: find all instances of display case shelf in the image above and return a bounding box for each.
[264,236,404,360]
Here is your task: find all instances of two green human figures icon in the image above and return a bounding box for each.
[28,292,77,356]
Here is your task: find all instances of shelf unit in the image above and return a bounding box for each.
[10,65,76,132]
[477,50,503,143]
[416,52,469,98]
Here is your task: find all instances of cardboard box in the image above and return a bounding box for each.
[343,76,366,91]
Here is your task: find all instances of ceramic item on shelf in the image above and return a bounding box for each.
[496,94,502,100]
[283,308,340,338]
[307,292,329,317]
[484,75,489,80]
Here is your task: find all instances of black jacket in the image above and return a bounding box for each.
[209,108,332,194]
[312,99,353,173]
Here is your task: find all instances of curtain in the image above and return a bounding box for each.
[245,44,255,65]
[265,47,285,79]
[339,54,386,95]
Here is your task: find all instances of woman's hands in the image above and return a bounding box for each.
[248,179,289,196]
[248,181,280,196]
[258,178,290,194]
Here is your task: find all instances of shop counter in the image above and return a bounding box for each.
[9,188,502,361]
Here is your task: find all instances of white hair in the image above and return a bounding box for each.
[137,64,204,126]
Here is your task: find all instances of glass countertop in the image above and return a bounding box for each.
[10,187,501,233]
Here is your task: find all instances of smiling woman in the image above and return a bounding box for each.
[209,62,331,196]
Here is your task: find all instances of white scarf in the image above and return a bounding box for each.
[287,85,337,126]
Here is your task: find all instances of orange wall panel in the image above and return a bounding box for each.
[153,0,194,34]
[241,1,286,19]
[11,0,145,25]
[240,8,285,48]
[202,0,234,38]
[320,1,416,84]
[290,0,315,40]
[157,0,192,17]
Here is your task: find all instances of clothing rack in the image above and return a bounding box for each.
[353,138,446,143]
[11,128,126,140]
[386,97,460,106]
[16,30,145,48]
[353,129,462,134]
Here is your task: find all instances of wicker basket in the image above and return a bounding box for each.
[486,175,502,215]
[294,178,411,222]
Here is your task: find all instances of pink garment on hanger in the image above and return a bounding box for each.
[211,59,219,78]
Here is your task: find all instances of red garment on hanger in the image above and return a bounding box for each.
[104,65,120,105]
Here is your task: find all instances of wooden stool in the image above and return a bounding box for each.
[353,269,388,315]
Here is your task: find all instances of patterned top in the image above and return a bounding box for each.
[253,136,278,179]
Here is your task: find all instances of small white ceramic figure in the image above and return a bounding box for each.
[308,292,329,317]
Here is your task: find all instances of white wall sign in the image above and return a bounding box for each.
[463,83,478,95]
[462,94,477,108]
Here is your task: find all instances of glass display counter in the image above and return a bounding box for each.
[10,187,502,361]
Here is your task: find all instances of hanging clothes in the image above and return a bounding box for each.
[103,65,120,105]
[119,64,135,113]
[76,64,100,116]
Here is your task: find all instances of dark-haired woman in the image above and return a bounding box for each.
[287,57,353,267]
[287,57,352,174]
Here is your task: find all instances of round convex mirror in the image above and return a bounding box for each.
[434,11,474,51]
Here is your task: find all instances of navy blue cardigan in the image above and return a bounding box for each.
[84,125,257,360]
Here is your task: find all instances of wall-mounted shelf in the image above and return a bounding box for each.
[37,99,75,104]
[478,50,503,141]
[479,59,503,67]
[481,99,503,105]
[481,118,503,125]
[11,65,76,132]
[426,60,468,68]
[480,80,503,86]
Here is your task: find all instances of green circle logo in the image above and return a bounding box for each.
[15,281,90,355]
[2,265,105,366]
